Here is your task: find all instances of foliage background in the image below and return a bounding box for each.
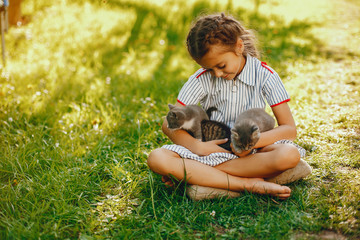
[0,0,359,239]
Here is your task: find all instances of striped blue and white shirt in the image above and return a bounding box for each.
[162,56,305,166]
[177,55,290,128]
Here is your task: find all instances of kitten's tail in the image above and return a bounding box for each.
[206,107,218,119]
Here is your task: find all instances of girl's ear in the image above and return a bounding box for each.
[235,38,244,56]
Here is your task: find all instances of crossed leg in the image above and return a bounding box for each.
[147,147,293,199]
[215,143,301,178]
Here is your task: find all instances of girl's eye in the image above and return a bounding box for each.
[218,65,225,69]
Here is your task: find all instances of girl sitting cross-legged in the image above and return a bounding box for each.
[147,13,311,200]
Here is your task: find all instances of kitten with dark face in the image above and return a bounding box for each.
[201,107,231,151]
[201,120,231,151]
[231,108,275,154]
[166,105,231,150]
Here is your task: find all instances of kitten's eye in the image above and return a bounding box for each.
[170,112,177,119]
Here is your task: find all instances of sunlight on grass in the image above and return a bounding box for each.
[247,0,329,23]
[4,1,135,116]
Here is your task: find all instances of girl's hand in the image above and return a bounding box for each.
[193,139,231,156]
[230,143,253,157]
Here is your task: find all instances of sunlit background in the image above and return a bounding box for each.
[0,0,359,239]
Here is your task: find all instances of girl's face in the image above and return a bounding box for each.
[196,40,246,80]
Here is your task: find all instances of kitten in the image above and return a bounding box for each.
[166,104,209,139]
[166,105,231,150]
[231,108,275,154]
[201,107,232,151]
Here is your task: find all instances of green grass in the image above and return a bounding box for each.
[0,0,359,239]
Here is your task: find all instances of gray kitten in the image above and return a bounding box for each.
[166,104,209,139]
[231,108,275,154]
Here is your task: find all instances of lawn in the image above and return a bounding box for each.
[0,0,359,239]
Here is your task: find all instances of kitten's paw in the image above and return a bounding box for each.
[230,143,253,157]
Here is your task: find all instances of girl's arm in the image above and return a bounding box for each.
[254,102,297,148]
[162,102,230,156]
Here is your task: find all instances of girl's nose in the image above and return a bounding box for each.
[213,69,222,78]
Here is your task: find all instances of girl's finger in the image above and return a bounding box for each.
[212,138,229,144]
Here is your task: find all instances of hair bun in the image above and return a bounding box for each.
[186,13,260,59]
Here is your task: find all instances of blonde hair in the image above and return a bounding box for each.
[186,13,259,60]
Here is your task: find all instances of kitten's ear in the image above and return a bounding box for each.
[231,130,239,139]
[251,126,259,133]
[251,126,260,138]
[168,104,175,110]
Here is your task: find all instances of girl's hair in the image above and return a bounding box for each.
[186,13,259,60]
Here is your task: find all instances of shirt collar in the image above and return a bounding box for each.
[236,55,256,86]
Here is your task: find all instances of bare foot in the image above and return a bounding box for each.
[241,178,291,199]
[162,175,291,199]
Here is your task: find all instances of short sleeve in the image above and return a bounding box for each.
[177,70,206,106]
[262,72,290,107]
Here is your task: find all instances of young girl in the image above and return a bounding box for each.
[147,13,309,200]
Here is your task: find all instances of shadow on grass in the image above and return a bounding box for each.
[100,0,354,86]
[5,0,353,188]
[1,0,354,188]
[18,0,356,130]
